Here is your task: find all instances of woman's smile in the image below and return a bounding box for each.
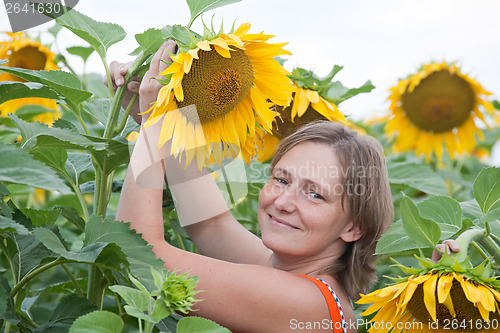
[268,213,300,230]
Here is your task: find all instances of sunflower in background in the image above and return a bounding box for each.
[384,62,494,162]
[256,66,374,162]
[143,23,295,170]
[0,32,60,125]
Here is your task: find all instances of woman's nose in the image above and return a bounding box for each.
[273,186,297,213]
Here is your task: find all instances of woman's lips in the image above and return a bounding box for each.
[268,214,299,229]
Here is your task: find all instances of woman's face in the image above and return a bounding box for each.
[258,141,358,259]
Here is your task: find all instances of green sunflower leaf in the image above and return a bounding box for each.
[56,9,126,61]
[10,114,106,152]
[375,219,413,254]
[460,199,483,221]
[33,227,125,264]
[0,60,92,106]
[388,161,448,196]
[417,196,462,239]
[162,25,201,52]
[49,294,98,325]
[84,216,166,290]
[69,310,123,333]
[177,316,231,333]
[0,216,30,235]
[0,142,71,193]
[0,81,66,106]
[400,195,441,248]
[473,167,500,214]
[135,28,165,56]
[108,285,150,313]
[67,46,95,63]
[324,80,375,105]
[186,0,242,28]
[20,208,61,227]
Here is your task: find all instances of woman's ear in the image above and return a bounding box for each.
[340,222,363,243]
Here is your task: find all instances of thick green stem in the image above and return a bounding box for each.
[87,266,107,309]
[61,263,83,297]
[102,55,114,99]
[476,236,500,268]
[451,228,485,263]
[88,50,149,307]
[114,94,138,137]
[11,258,70,297]
[61,172,90,222]
[103,51,148,140]
[62,103,90,135]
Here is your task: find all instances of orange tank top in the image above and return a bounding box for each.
[297,274,347,333]
[231,274,347,333]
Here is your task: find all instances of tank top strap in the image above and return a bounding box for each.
[298,274,347,333]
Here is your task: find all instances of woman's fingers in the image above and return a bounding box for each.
[149,40,176,78]
[432,239,460,263]
[443,239,459,252]
[103,61,133,88]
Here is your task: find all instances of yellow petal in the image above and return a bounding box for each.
[296,87,310,118]
[305,89,320,104]
[233,23,251,37]
[423,274,438,322]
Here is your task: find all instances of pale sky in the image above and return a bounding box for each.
[1,0,499,123]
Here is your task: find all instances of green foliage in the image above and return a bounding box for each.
[388,161,448,196]
[177,316,231,333]
[68,310,123,333]
[66,46,94,63]
[0,59,92,107]
[400,195,441,248]
[56,9,126,61]
[473,167,500,214]
[0,142,71,193]
[84,217,166,290]
[289,65,375,105]
[186,0,242,28]
[0,81,65,106]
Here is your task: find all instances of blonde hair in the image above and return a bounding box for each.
[270,121,393,300]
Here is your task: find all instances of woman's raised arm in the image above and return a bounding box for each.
[115,41,271,265]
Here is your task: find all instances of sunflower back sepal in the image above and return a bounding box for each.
[415,254,439,270]
[162,25,202,53]
[470,258,494,279]
[389,257,423,275]
[437,246,458,267]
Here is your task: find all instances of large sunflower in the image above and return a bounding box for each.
[255,66,373,162]
[143,23,295,170]
[385,62,494,161]
[0,32,60,124]
[357,255,500,333]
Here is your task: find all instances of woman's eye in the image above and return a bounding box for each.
[308,191,324,201]
[274,177,288,185]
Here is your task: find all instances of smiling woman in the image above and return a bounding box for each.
[114,42,394,332]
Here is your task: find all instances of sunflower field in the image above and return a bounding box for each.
[1,0,500,332]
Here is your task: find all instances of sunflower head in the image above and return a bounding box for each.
[0,32,58,81]
[0,32,60,124]
[385,62,494,162]
[254,66,372,162]
[142,22,295,170]
[358,252,500,332]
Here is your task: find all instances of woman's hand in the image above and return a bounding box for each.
[104,61,142,123]
[432,239,460,263]
[103,40,176,125]
[138,40,177,125]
